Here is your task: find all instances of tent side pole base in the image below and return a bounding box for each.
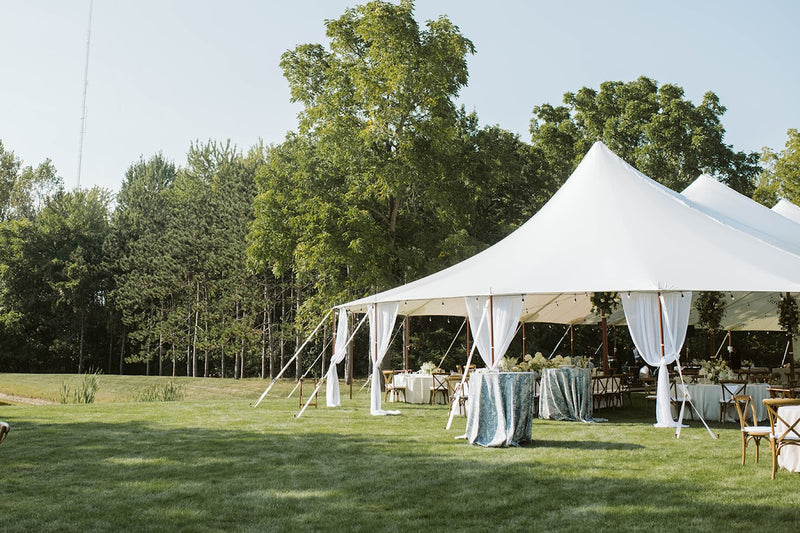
[253,309,332,407]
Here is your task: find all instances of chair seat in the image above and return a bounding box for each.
[742,426,770,435]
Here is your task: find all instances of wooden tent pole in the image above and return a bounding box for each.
[466,318,471,359]
[601,314,609,374]
[489,295,495,367]
[658,293,665,358]
[404,315,409,371]
[349,313,353,400]
[570,324,574,357]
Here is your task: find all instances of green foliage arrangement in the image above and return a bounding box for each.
[778,293,800,337]
[695,291,726,332]
[590,292,619,317]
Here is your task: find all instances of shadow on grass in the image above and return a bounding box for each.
[528,439,644,451]
[1,413,798,532]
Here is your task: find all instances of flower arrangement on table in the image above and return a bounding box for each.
[500,352,591,373]
[420,361,441,374]
[740,359,754,369]
[699,359,731,384]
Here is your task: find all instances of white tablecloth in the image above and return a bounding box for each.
[776,405,800,473]
[389,373,448,404]
[670,383,769,422]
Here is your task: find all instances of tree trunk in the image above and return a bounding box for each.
[234,301,241,380]
[295,282,301,381]
[262,285,268,379]
[158,330,163,377]
[118,330,125,375]
[78,310,86,374]
[268,293,275,379]
[145,336,151,376]
[221,341,226,378]
[107,318,114,374]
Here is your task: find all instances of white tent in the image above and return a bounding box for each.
[681,175,800,331]
[332,142,800,423]
[773,198,800,225]
[339,142,800,319]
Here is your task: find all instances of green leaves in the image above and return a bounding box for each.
[531,76,760,195]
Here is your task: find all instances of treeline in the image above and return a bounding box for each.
[1,1,795,377]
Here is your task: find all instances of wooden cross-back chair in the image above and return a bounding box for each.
[767,387,795,399]
[719,381,747,422]
[446,374,468,416]
[762,398,800,479]
[429,373,449,405]
[382,370,406,403]
[732,395,770,466]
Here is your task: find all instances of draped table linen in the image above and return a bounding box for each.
[669,383,769,422]
[775,405,800,473]
[463,372,537,447]
[389,373,448,404]
[539,367,597,422]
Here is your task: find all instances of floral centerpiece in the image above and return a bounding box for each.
[505,352,592,373]
[420,361,439,374]
[700,359,730,384]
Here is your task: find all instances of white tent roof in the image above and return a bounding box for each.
[682,175,800,330]
[339,142,800,326]
[773,199,800,225]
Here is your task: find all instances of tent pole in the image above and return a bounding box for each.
[658,293,665,358]
[373,304,379,394]
[522,322,526,357]
[570,324,574,357]
[349,313,354,400]
[253,308,332,407]
[602,314,609,374]
[466,318,471,361]
[404,315,409,371]
[489,295,495,368]
[788,293,796,382]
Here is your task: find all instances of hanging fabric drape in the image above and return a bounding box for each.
[465,295,524,370]
[621,291,691,428]
[369,302,399,415]
[325,310,349,407]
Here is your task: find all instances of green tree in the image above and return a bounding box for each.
[753,129,800,206]
[252,0,476,320]
[530,76,761,195]
[0,140,61,222]
[1,188,111,372]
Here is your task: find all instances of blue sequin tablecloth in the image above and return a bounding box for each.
[538,367,598,422]
[463,372,537,447]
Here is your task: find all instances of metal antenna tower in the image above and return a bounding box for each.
[76,0,94,190]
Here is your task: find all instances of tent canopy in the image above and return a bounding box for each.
[681,175,800,331]
[773,198,800,225]
[338,142,800,328]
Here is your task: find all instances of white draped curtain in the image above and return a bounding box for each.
[465,295,525,370]
[326,310,349,407]
[621,291,692,427]
[369,302,399,415]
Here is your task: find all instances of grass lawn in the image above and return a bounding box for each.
[1,373,799,532]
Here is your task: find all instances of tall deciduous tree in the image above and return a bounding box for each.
[530,76,760,195]
[251,0,476,323]
[0,140,61,222]
[1,188,111,372]
[753,129,800,207]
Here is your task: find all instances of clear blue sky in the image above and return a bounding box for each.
[1,0,798,192]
